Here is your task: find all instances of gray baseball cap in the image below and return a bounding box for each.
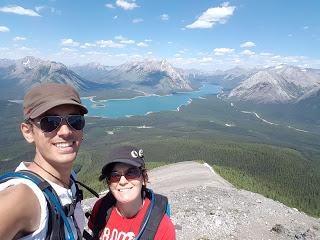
[23,83,88,120]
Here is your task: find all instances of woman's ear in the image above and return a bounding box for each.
[21,122,35,143]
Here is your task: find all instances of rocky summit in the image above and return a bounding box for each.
[82,161,320,240]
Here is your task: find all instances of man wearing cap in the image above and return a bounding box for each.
[88,145,176,240]
[0,83,88,239]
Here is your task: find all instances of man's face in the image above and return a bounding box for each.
[24,105,84,168]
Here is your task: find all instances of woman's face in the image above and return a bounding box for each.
[108,163,145,204]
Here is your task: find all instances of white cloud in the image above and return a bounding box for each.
[160,14,169,21]
[115,35,126,41]
[80,43,96,48]
[200,57,213,63]
[120,39,135,44]
[116,0,139,10]
[13,36,26,41]
[240,41,256,48]
[0,5,41,17]
[113,15,118,19]
[19,46,30,50]
[214,47,234,55]
[96,40,125,48]
[137,42,148,47]
[132,18,143,23]
[144,39,152,42]
[105,3,115,9]
[168,41,173,45]
[241,49,255,55]
[62,48,78,52]
[114,35,135,44]
[61,38,80,47]
[186,2,235,29]
[0,26,10,32]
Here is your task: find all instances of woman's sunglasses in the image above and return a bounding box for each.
[108,167,142,183]
[30,115,85,133]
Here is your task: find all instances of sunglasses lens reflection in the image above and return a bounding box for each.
[38,115,85,132]
[108,168,142,183]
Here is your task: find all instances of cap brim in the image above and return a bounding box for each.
[28,100,88,119]
[99,158,142,181]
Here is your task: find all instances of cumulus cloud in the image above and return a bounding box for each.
[160,14,169,21]
[116,0,139,10]
[96,40,125,48]
[241,49,255,55]
[214,47,234,55]
[0,26,10,32]
[61,38,80,47]
[0,5,41,17]
[137,42,148,47]
[105,3,115,9]
[120,39,135,44]
[80,43,96,48]
[240,41,256,48]
[13,36,26,41]
[132,18,143,23]
[186,2,235,29]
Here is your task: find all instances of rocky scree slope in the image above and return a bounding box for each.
[82,161,320,240]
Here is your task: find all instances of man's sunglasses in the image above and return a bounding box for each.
[30,115,85,133]
[108,167,142,183]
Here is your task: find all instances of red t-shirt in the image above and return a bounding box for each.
[89,197,175,240]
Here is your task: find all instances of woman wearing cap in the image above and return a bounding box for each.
[88,145,176,240]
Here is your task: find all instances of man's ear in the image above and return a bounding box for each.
[21,122,35,143]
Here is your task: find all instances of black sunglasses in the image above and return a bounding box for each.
[108,167,142,183]
[30,115,85,133]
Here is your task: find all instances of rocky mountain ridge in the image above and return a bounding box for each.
[0,57,193,98]
[228,65,320,103]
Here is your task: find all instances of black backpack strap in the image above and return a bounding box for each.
[91,192,116,239]
[12,170,67,240]
[138,188,168,240]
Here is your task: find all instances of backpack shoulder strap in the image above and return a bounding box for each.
[138,188,168,240]
[0,170,66,240]
[91,191,116,239]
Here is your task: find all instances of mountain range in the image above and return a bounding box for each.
[228,65,320,103]
[0,56,320,106]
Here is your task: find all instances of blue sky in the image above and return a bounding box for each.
[0,0,319,70]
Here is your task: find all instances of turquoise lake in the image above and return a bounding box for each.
[82,84,222,118]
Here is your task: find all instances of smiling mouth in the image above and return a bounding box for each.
[54,141,74,149]
[118,187,133,192]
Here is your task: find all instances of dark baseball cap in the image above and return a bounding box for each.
[99,145,145,181]
[23,83,88,120]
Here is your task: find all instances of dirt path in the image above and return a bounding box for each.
[148,161,233,194]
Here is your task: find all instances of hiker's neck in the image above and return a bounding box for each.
[116,197,144,218]
[28,156,72,188]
